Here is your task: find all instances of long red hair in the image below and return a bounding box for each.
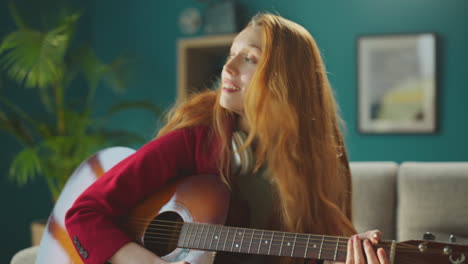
[158,12,355,243]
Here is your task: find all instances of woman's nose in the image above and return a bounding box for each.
[223,57,238,76]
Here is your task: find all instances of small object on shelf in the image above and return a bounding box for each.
[179,7,202,35]
[204,0,239,34]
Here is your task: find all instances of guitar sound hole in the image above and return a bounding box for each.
[143,211,183,257]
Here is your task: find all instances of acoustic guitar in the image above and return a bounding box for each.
[36,147,467,264]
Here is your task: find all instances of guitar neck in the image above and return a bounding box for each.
[177,222,352,261]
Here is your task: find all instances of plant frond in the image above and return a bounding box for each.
[0,109,35,145]
[102,57,130,94]
[0,96,39,140]
[0,12,79,91]
[8,3,27,29]
[8,147,42,185]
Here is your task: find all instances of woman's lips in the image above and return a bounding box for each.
[222,80,241,92]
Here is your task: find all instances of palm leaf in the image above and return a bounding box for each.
[101,57,130,94]
[0,13,79,90]
[8,146,42,185]
[71,46,106,106]
[72,47,130,107]
[8,3,27,29]
[0,96,43,137]
[0,29,61,89]
[0,110,35,145]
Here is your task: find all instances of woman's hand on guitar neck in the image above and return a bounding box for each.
[344,230,389,264]
[109,242,190,264]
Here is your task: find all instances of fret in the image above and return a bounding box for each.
[234,228,244,252]
[259,230,273,255]
[335,236,349,261]
[334,237,340,260]
[279,232,286,255]
[209,225,215,250]
[240,227,246,253]
[190,224,198,248]
[294,233,309,258]
[304,234,310,258]
[178,224,185,247]
[203,224,209,249]
[184,223,190,248]
[318,235,324,259]
[231,227,238,252]
[257,230,264,254]
[291,233,297,257]
[268,231,274,254]
[181,224,189,248]
[197,225,204,248]
[269,231,282,256]
[223,226,229,251]
[320,236,343,260]
[248,229,254,253]
[279,232,295,257]
[215,225,221,250]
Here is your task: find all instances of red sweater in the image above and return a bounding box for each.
[65,126,219,264]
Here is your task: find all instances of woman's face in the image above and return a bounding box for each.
[220,26,263,114]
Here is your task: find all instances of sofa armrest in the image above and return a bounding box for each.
[10,246,38,264]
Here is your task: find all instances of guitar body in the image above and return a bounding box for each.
[123,173,231,263]
[36,147,231,264]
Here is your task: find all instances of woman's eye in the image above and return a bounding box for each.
[244,56,257,64]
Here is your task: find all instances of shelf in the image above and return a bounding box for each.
[177,34,236,102]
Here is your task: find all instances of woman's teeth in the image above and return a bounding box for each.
[223,84,240,91]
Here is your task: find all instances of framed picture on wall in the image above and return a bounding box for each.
[357,33,437,134]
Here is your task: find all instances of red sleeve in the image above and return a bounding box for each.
[65,126,214,264]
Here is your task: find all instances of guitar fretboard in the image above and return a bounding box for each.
[177,222,348,261]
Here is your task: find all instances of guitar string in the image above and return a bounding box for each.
[127,217,372,241]
[126,225,448,255]
[141,234,444,255]
[126,220,418,251]
[126,218,458,255]
[127,220,425,252]
[137,235,449,256]
[126,218,401,247]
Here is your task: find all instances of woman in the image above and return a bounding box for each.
[66,13,389,264]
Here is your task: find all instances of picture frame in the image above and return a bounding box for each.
[357,33,437,134]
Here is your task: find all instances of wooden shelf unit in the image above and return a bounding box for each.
[177,34,236,102]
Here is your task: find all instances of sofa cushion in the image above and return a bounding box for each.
[397,162,468,243]
[10,246,38,264]
[350,162,398,240]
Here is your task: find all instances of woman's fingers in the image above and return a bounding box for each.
[345,236,354,264]
[346,232,388,264]
[353,236,365,263]
[377,248,390,264]
[363,239,379,264]
[359,230,382,244]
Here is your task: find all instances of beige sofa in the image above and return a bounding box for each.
[352,161,468,244]
[11,161,468,263]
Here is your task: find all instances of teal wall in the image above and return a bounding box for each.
[0,0,95,261]
[1,0,467,261]
[92,0,468,162]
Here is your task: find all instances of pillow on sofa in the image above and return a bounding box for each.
[397,162,468,244]
[350,162,398,240]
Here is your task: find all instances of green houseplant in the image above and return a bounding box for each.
[0,4,162,200]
